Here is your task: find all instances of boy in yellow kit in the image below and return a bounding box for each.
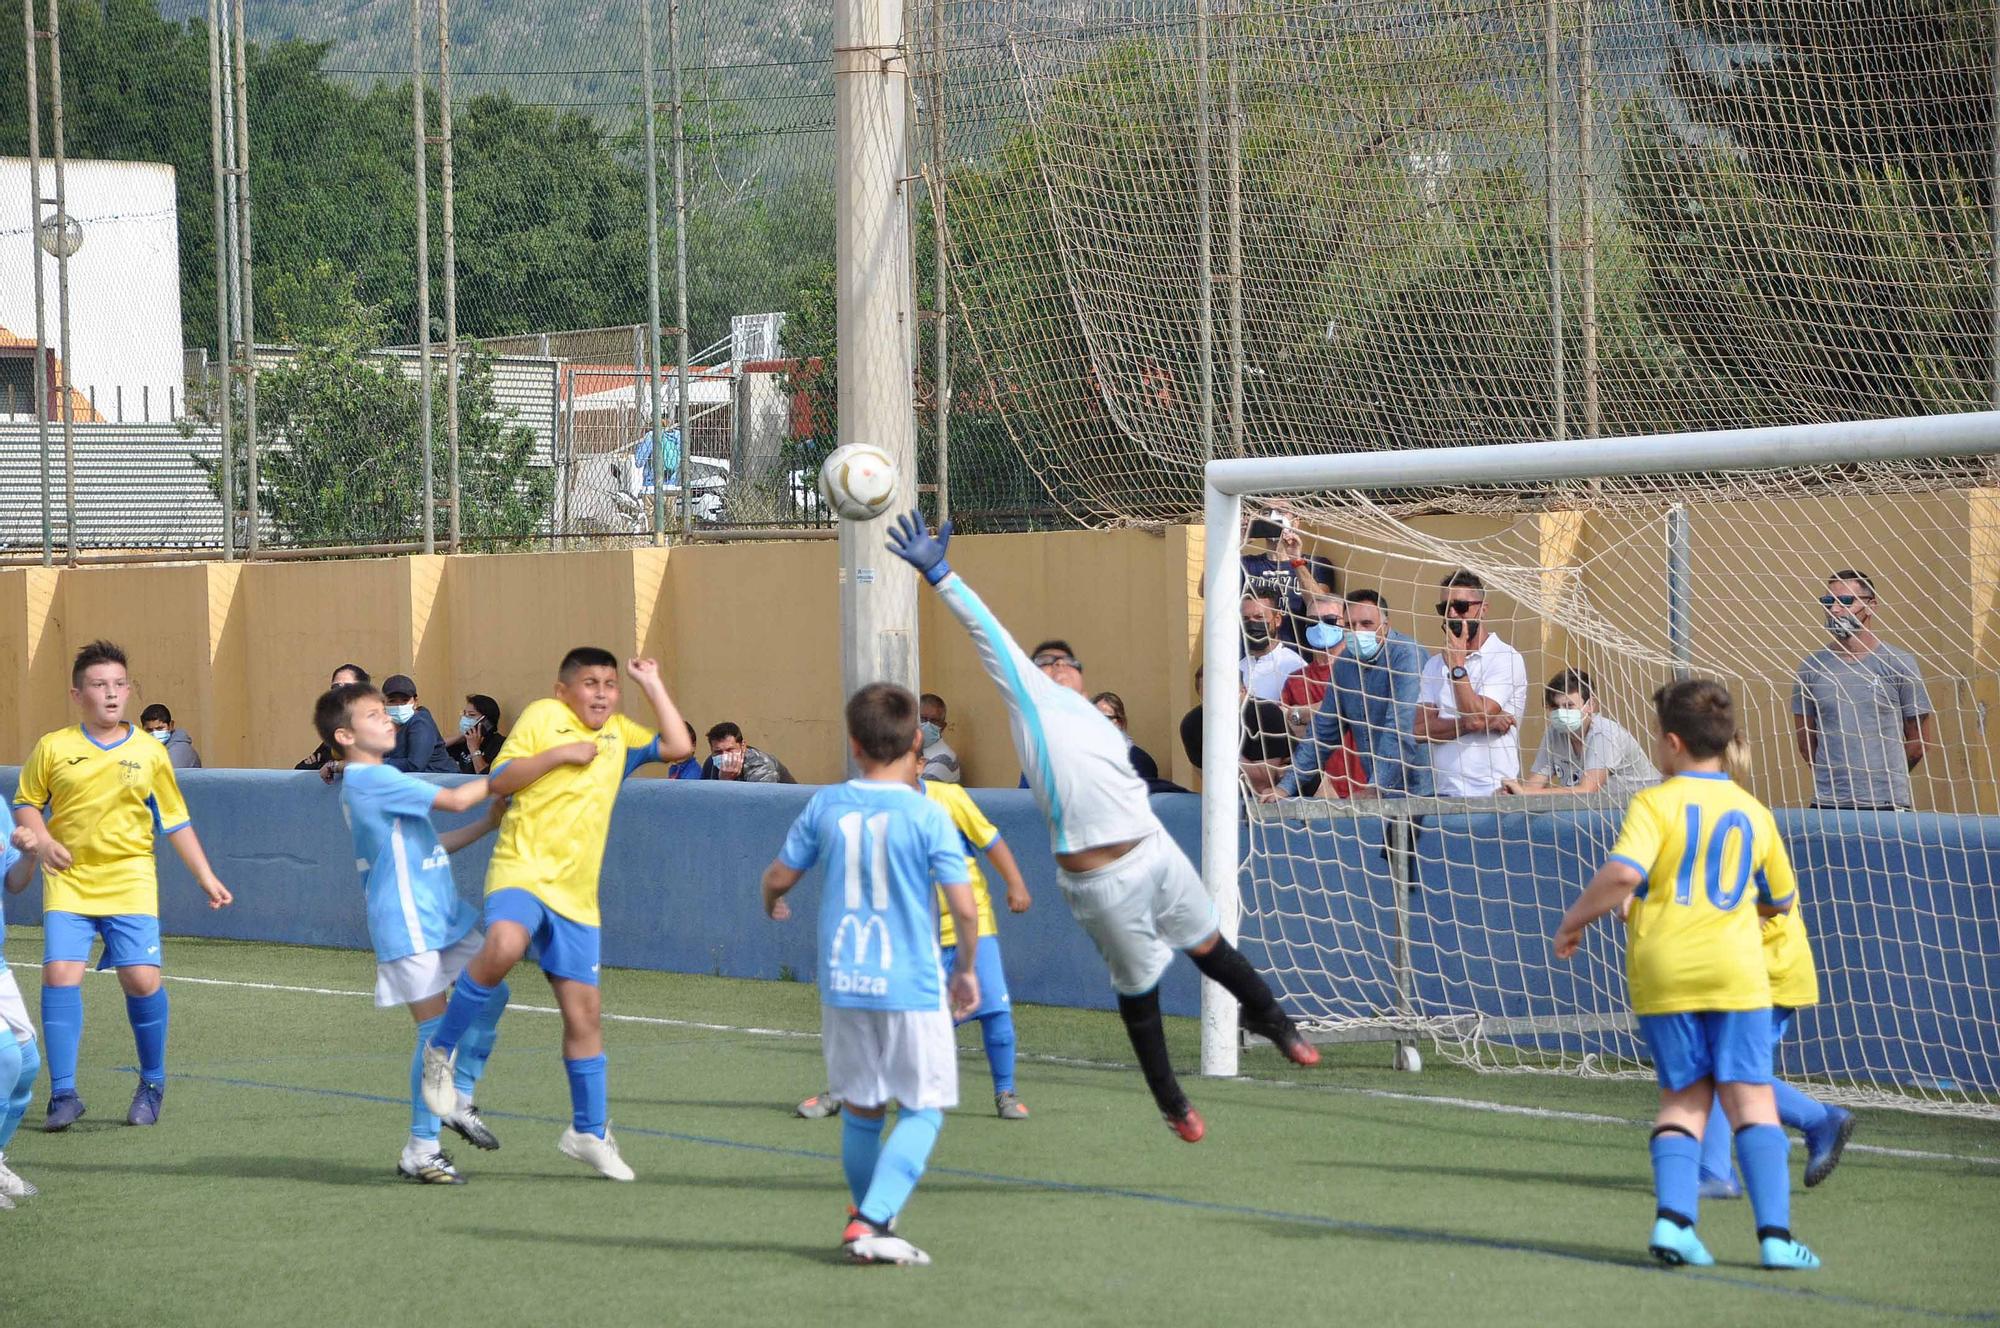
[11,641,233,1131]
[419,647,692,1181]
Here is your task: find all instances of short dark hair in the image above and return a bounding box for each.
[466,693,501,731]
[72,639,127,687]
[1345,588,1388,611]
[559,646,619,679]
[846,683,919,765]
[1827,569,1877,599]
[332,663,371,685]
[706,721,744,745]
[919,692,946,711]
[139,703,174,726]
[1653,677,1735,759]
[314,683,382,756]
[1029,639,1076,661]
[1439,570,1485,594]
[1545,669,1594,706]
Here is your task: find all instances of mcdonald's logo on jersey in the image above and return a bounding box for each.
[829,913,892,997]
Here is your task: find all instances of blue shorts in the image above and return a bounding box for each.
[1638,1008,1774,1092]
[484,889,600,986]
[44,912,162,970]
[940,934,1011,1024]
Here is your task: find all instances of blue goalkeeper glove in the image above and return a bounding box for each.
[887,510,955,586]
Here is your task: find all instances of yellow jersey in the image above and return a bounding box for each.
[1607,772,1798,1016]
[14,724,191,917]
[924,780,1001,948]
[484,697,658,926]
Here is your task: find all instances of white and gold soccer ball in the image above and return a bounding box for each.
[817,443,899,522]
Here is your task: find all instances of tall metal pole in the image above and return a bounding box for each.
[834,0,920,707]
[1990,2,1999,410]
[218,1,242,349]
[1579,0,1598,438]
[1194,0,1214,466]
[1544,0,1564,443]
[230,0,258,554]
[929,0,949,524]
[46,0,74,564]
[641,0,666,543]
[1224,5,1243,460]
[23,0,49,565]
[669,0,693,536]
[411,0,434,554]
[438,0,460,552]
[1667,504,1692,679]
[206,0,234,560]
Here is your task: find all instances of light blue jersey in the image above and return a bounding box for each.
[780,779,969,1012]
[338,763,479,963]
[0,841,17,974]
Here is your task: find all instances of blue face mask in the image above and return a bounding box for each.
[459,714,479,734]
[1350,630,1382,661]
[1305,621,1345,651]
[920,721,942,746]
[387,704,416,725]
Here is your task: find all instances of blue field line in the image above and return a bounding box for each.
[132,1065,1997,1325]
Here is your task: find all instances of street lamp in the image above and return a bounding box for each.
[36,211,82,259]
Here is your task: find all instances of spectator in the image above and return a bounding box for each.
[1091,691,1163,783]
[1239,593,1307,702]
[445,693,506,774]
[666,722,704,779]
[1502,669,1659,799]
[139,703,202,770]
[1792,570,1937,810]
[1416,571,1527,797]
[381,673,458,775]
[702,721,797,783]
[1278,594,1368,799]
[1239,504,1338,647]
[300,663,369,774]
[1273,589,1431,800]
[920,692,962,783]
[1177,666,1290,788]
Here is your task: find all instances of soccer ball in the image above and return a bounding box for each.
[817,443,899,522]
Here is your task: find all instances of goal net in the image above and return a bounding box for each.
[1199,415,2000,1119]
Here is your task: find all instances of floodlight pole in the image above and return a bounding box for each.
[44,0,73,564]
[206,0,234,560]
[22,0,49,564]
[439,0,460,553]
[669,0,692,537]
[411,0,434,555]
[642,0,666,543]
[833,0,920,719]
[230,0,258,556]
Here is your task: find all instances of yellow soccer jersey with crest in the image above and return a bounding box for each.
[484,697,659,927]
[14,724,191,917]
[1607,771,1798,1016]
[924,780,1001,948]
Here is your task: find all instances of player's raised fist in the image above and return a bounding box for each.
[626,657,662,685]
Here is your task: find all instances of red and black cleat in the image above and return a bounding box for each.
[1162,1103,1206,1143]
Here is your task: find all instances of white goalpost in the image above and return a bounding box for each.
[1199,411,2000,1120]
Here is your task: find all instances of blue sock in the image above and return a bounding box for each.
[859,1107,943,1228]
[430,972,496,1057]
[564,1053,608,1138]
[1649,1128,1701,1228]
[0,1032,19,1147]
[1699,1098,1734,1181]
[1736,1123,1793,1236]
[41,984,82,1096]
[2,1037,38,1149]
[1773,1080,1827,1134]
[125,988,169,1085]
[980,1011,1017,1096]
[410,1016,443,1141]
[841,1110,886,1207]
[452,980,510,1100]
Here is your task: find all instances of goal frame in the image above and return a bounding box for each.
[1197,410,2000,1077]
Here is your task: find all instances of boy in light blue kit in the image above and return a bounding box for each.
[317,682,511,1184]
[0,828,43,1205]
[763,683,982,1267]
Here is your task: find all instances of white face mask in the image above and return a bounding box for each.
[1350,630,1382,661]
[386,704,416,725]
[1550,707,1585,734]
[147,728,170,742]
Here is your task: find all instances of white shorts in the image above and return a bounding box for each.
[375,930,483,1009]
[1057,828,1219,996]
[0,969,33,1044]
[821,1006,959,1111]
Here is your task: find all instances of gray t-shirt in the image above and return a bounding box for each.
[1792,641,1932,809]
[1529,714,1659,799]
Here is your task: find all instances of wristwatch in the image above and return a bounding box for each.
[1449,666,1469,681]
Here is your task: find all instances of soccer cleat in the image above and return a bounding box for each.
[0,1156,36,1199]
[1247,1014,1321,1067]
[419,1044,459,1117]
[43,1091,85,1132]
[842,1218,931,1266]
[1760,1235,1822,1271]
[0,1191,13,1210]
[1802,1106,1855,1189]
[846,1204,897,1235]
[1647,1217,1715,1268]
[795,1091,843,1119]
[443,1104,501,1151]
[396,1145,466,1185]
[994,1091,1029,1121]
[127,1080,164,1127]
[558,1125,636,1181]
[1697,1172,1743,1201]
[1162,1103,1206,1143]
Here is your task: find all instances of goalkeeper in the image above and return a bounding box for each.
[887,513,1318,1143]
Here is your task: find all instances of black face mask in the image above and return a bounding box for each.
[1243,620,1272,647]
[1447,618,1473,638]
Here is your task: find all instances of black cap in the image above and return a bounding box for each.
[382,674,418,699]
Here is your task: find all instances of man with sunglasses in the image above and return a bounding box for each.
[1416,571,1528,797]
[1792,571,1935,811]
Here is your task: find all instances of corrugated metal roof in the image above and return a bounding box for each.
[254,347,560,465]
[0,421,226,550]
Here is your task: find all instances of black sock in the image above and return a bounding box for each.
[1188,941,1287,1033]
[1115,989,1187,1115]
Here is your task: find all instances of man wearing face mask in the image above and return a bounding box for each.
[1792,571,1936,811]
[1238,593,1307,703]
[1269,589,1432,800]
[382,674,459,775]
[1279,594,1367,798]
[1502,670,1658,799]
[139,704,203,770]
[1416,571,1528,798]
[920,693,962,784]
